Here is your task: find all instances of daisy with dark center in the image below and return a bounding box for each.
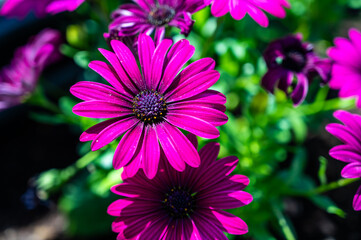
[108,134,252,239]
[326,110,361,211]
[70,34,227,179]
[105,0,205,45]
[261,34,332,106]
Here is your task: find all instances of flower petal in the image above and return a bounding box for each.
[91,117,139,151]
[113,123,144,169]
[73,100,133,118]
[143,126,160,179]
[155,122,200,171]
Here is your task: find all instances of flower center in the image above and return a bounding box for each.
[148,5,175,26]
[282,50,307,72]
[163,187,195,219]
[132,90,167,124]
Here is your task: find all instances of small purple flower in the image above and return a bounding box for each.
[0,29,62,111]
[328,28,361,108]
[106,0,205,45]
[261,34,332,106]
[70,34,227,179]
[0,0,85,18]
[108,134,252,239]
[326,110,361,211]
[204,0,290,27]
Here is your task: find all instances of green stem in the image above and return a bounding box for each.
[306,178,360,196]
[289,178,360,197]
[271,201,296,240]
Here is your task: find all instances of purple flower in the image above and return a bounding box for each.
[326,110,361,211]
[261,34,332,106]
[0,29,62,111]
[328,28,361,108]
[108,134,252,239]
[106,0,205,45]
[0,0,85,18]
[70,34,228,179]
[204,0,290,27]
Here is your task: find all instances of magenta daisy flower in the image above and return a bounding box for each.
[70,34,227,179]
[326,110,361,211]
[328,28,361,108]
[261,34,332,106]
[204,0,290,27]
[0,29,61,111]
[0,0,85,18]
[106,0,205,45]
[108,134,252,239]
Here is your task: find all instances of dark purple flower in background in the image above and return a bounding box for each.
[261,34,332,106]
[106,0,205,45]
[328,28,361,108]
[326,110,361,211]
[0,0,85,18]
[0,29,62,111]
[204,0,290,27]
[70,34,227,179]
[108,134,252,239]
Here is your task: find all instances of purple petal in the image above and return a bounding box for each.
[169,105,228,126]
[113,124,144,169]
[70,81,131,102]
[155,122,200,171]
[150,39,173,90]
[341,162,361,178]
[88,60,132,97]
[111,40,144,90]
[98,48,138,95]
[203,209,248,235]
[80,118,121,142]
[138,34,155,90]
[143,126,160,179]
[353,185,361,211]
[329,145,361,163]
[91,117,139,151]
[159,43,195,93]
[186,133,198,149]
[73,100,133,118]
[166,70,220,102]
[291,73,309,106]
[198,190,253,209]
[199,142,220,166]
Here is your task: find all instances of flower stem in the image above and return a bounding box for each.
[305,178,360,196]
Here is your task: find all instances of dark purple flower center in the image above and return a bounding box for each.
[148,5,175,26]
[132,90,167,124]
[281,50,307,72]
[163,187,195,219]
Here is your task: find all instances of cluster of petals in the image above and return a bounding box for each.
[0,29,62,111]
[70,34,228,179]
[327,28,361,108]
[0,0,85,18]
[108,134,253,239]
[326,110,361,211]
[261,34,332,106]
[205,0,290,27]
[106,0,205,45]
